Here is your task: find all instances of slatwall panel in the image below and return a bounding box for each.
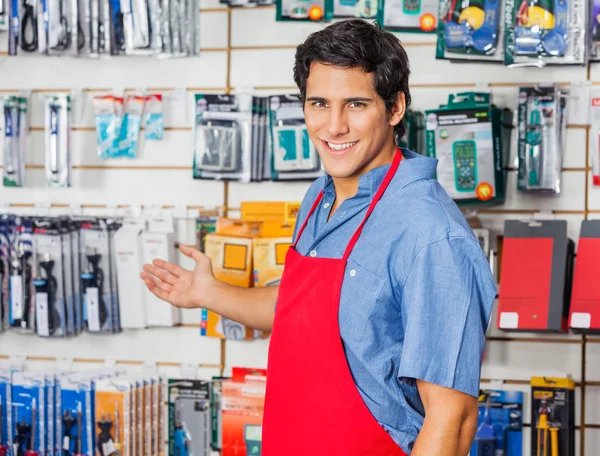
[1,4,600,454]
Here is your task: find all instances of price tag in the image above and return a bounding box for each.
[35,292,50,337]
[86,287,101,331]
[10,276,23,319]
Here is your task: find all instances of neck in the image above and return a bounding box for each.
[332,141,398,202]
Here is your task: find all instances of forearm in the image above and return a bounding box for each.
[411,406,477,456]
[204,282,278,332]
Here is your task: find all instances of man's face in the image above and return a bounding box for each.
[304,62,404,181]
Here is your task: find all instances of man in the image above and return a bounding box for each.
[141,19,496,455]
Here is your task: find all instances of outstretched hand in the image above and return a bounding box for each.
[140,244,217,309]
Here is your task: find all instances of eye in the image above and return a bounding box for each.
[312,101,327,108]
[349,102,366,108]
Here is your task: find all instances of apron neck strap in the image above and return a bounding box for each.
[292,191,324,249]
[342,149,402,260]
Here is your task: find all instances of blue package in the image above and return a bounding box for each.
[471,389,523,456]
[59,375,95,456]
[11,372,46,456]
[117,94,145,159]
[0,368,12,455]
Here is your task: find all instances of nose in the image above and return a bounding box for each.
[327,108,349,137]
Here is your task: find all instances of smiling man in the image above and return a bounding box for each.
[141,19,496,456]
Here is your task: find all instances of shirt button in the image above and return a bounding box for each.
[323,202,331,209]
[310,250,317,257]
[350,269,356,277]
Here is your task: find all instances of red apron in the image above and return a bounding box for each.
[263,149,407,455]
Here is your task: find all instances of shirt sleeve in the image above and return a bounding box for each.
[397,236,497,398]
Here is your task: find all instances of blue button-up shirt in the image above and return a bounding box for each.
[292,148,497,454]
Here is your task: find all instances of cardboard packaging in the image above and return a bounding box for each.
[240,202,300,224]
[569,221,600,333]
[530,377,575,456]
[221,368,266,456]
[253,237,291,287]
[497,220,575,332]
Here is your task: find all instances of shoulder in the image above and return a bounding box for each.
[297,176,326,221]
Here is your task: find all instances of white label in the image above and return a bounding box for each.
[499,312,519,329]
[571,312,592,329]
[102,440,116,456]
[63,436,70,450]
[10,275,23,319]
[35,293,50,337]
[86,287,101,331]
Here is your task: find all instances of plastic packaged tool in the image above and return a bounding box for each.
[0,369,12,455]
[8,0,19,55]
[44,95,72,188]
[378,0,437,32]
[93,95,121,159]
[425,92,512,206]
[11,372,45,456]
[590,93,600,186]
[117,93,145,158]
[504,0,588,66]
[2,96,28,188]
[8,217,35,333]
[144,94,164,140]
[193,94,254,183]
[437,0,504,62]
[19,0,39,53]
[516,85,567,193]
[60,375,95,456]
[0,0,7,30]
[33,218,68,338]
[276,0,331,21]
[592,0,600,60]
[333,0,376,18]
[46,0,79,56]
[0,215,11,332]
[268,94,322,181]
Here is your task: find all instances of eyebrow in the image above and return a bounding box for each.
[306,97,374,103]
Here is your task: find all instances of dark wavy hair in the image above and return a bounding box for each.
[293,19,411,143]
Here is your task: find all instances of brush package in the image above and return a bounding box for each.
[504,0,588,66]
[33,218,68,338]
[11,372,45,456]
[268,94,322,181]
[378,0,437,32]
[167,379,211,456]
[79,219,118,334]
[44,95,72,188]
[425,92,511,206]
[276,0,331,21]
[531,377,575,456]
[60,375,95,456]
[193,94,254,183]
[470,389,523,456]
[516,86,567,193]
[333,0,376,19]
[437,0,504,62]
[1,96,28,187]
[8,217,36,333]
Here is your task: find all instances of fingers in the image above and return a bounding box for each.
[143,263,178,286]
[151,258,185,277]
[140,272,172,302]
[141,272,173,293]
[179,244,204,262]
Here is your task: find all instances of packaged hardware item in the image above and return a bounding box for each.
[276,0,331,21]
[470,389,523,456]
[11,372,46,456]
[268,95,322,181]
[0,215,11,332]
[569,221,600,333]
[8,217,35,333]
[333,0,377,18]
[93,95,123,159]
[221,368,266,456]
[144,94,164,140]
[210,377,228,452]
[516,85,567,193]
[193,94,255,183]
[95,377,130,456]
[590,93,600,186]
[378,0,437,32]
[44,95,72,188]
[530,377,575,456]
[437,0,504,62]
[195,216,218,253]
[0,368,12,455]
[167,379,211,456]
[504,0,588,66]
[60,375,95,456]
[592,0,600,60]
[1,96,28,187]
[425,92,512,206]
[253,237,291,287]
[497,220,575,333]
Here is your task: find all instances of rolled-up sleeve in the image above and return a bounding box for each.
[397,236,496,398]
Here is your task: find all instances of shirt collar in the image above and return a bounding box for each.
[322,148,438,198]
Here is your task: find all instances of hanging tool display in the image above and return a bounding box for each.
[0,394,7,456]
[44,95,71,188]
[2,96,28,188]
[9,219,35,332]
[96,414,117,456]
[81,246,108,332]
[62,402,84,456]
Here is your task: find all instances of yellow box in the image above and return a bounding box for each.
[240,201,301,223]
[253,237,292,287]
[260,221,295,238]
[202,234,255,340]
[216,218,263,238]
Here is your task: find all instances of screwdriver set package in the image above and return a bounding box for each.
[44,95,72,188]
[530,377,575,456]
[267,94,322,181]
[1,96,28,188]
[516,86,568,194]
[11,372,45,456]
[167,379,211,456]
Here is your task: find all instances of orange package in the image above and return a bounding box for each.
[95,378,132,456]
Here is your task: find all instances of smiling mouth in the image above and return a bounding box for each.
[323,140,359,154]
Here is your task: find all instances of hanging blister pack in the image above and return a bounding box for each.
[268,94,322,181]
[46,0,78,55]
[144,94,164,140]
[0,0,7,30]
[11,372,45,456]
[45,95,71,188]
[59,375,95,456]
[19,0,39,52]
[193,94,253,182]
[436,0,504,62]
[276,0,331,21]
[2,96,28,188]
[69,218,83,334]
[8,0,19,54]
[592,0,600,60]
[333,0,376,18]
[591,94,600,186]
[516,86,567,193]
[0,216,11,332]
[93,95,120,159]
[0,368,12,454]
[59,218,77,336]
[378,0,437,32]
[33,218,68,338]
[8,217,35,333]
[504,0,587,66]
[117,93,145,158]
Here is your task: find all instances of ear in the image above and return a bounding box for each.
[388,92,406,127]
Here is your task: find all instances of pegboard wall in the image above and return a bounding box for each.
[2,3,600,455]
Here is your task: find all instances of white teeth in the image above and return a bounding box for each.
[327,141,357,151]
